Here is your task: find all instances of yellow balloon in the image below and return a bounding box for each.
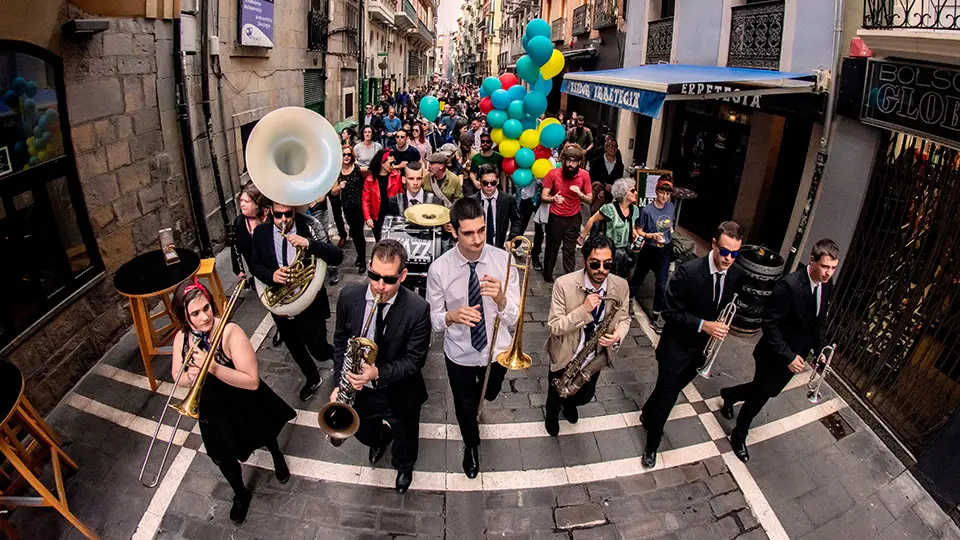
[540,50,566,80]
[519,129,540,149]
[490,128,505,144]
[532,158,553,178]
[439,101,446,111]
[538,117,560,132]
[499,139,521,158]
[37,150,47,161]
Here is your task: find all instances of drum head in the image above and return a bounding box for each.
[405,204,450,227]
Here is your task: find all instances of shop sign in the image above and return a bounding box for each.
[560,79,666,118]
[675,83,762,109]
[862,58,960,147]
[239,0,275,48]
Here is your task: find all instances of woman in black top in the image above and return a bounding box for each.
[230,182,268,284]
[338,144,367,271]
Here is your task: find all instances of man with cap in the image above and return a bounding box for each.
[541,146,593,283]
[424,151,464,208]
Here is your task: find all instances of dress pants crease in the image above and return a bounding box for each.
[272,312,328,381]
[353,388,420,472]
[544,213,581,280]
[445,357,507,448]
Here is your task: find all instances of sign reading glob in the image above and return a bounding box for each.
[239,0,275,48]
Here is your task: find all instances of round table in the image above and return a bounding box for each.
[671,186,698,226]
[114,248,201,391]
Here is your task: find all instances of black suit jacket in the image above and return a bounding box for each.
[250,214,344,319]
[753,267,834,396]
[333,285,431,410]
[657,256,745,373]
[472,191,522,247]
[588,155,624,187]
[388,191,438,216]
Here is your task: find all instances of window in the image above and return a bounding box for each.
[661,0,675,17]
[0,41,103,350]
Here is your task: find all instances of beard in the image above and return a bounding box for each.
[562,165,578,177]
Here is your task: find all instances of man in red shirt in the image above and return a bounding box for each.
[541,146,594,283]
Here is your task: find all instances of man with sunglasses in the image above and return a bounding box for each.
[250,202,345,401]
[331,240,431,493]
[389,129,421,170]
[544,236,631,436]
[639,221,745,469]
[472,164,521,248]
[718,239,839,463]
[426,197,521,479]
[470,133,503,191]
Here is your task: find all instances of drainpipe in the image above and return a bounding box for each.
[173,16,213,257]
[359,0,366,112]
[783,0,845,274]
[199,0,232,233]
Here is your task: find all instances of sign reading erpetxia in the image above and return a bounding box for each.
[862,58,960,147]
[239,0,275,48]
[560,79,666,118]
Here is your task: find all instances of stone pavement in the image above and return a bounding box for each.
[7,234,960,540]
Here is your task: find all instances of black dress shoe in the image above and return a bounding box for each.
[641,449,657,469]
[462,446,480,479]
[369,426,393,465]
[731,434,750,463]
[395,470,413,493]
[272,331,283,347]
[532,258,542,271]
[562,404,579,424]
[719,389,735,420]
[545,410,560,437]
[299,378,323,401]
[274,455,290,484]
[230,489,252,523]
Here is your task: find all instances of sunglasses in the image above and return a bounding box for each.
[718,248,740,258]
[273,210,295,219]
[481,181,498,187]
[588,260,614,271]
[367,270,401,285]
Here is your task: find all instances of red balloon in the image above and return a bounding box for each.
[479,97,493,114]
[499,73,519,90]
[502,157,518,175]
[534,145,552,159]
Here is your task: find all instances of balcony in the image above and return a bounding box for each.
[572,5,591,36]
[367,0,395,25]
[409,18,435,47]
[727,0,784,70]
[308,9,327,52]
[645,17,673,64]
[551,17,565,43]
[859,0,960,60]
[395,0,416,30]
[593,0,618,30]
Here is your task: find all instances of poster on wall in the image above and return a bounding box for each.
[239,0,275,48]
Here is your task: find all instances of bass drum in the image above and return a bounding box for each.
[382,216,442,294]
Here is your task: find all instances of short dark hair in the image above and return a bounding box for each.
[811,238,840,262]
[450,197,484,232]
[477,163,498,180]
[172,280,218,333]
[396,129,407,138]
[582,235,615,260]
[715,221,743,242]
[404,161,423,174]
[371,239,408,271]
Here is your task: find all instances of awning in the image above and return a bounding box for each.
[562,47,597,61]
[560,64,819,118]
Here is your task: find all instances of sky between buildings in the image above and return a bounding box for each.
[438,0,464,34]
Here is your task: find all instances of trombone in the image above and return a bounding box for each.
[477,236,532,421]
[697,294,738,379]
[138,278,246,488]
[807,344,837,404]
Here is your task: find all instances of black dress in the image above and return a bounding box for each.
[182,332,296,462]
[230,215,257,276]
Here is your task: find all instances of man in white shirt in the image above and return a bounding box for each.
[426,197,522,479]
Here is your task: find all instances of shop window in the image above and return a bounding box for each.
[0,41,103,351]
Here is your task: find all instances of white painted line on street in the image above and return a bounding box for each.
[131,448,197,540]
[748,398,845,446]
[698,412,727,441]
[250,312,274,352]
[703,374,810,411]
[723,453,790,540]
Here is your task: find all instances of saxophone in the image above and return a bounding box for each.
[553,289,622,398]
[317,293,381,446]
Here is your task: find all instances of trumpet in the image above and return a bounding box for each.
[697,294,738,379]
[807,344,836,404]
[139,278,246,488]
[477,236,532,421]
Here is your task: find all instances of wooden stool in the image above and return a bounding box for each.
[0,362,98,540]
[195,258,226,312]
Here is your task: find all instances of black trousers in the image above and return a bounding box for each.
[328,194,348,240]
[722,381,769,441]
[545,368,600,417]
[272,312,329,382]
[640,360,699,452]
[631,244,670,310]
[353,388,421,472]
[445,357,507,448]
[517,198,545,260]
[544,213,581,281]
[373,213,385,242]
[345,210,367,266]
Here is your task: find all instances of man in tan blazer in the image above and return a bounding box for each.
[545,235,632,436]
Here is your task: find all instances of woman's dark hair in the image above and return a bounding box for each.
[362,125,375,139]
[369,148,392,177]
[582,235,614,260]
[172,280,218,332]
[450,197,484,232]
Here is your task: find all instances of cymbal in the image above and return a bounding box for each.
[405,203,450,227]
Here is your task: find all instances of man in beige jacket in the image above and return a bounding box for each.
[545,236,632,436]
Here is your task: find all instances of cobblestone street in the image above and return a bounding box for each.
[10,241,960,540]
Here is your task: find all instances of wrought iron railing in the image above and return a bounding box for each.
[593,0,618,29]
[573,5,591,35]
[727,0,784,70]
[863,0,960,30]
[551,17,565,42]
[307,9,328,52]
[645,17,673,64]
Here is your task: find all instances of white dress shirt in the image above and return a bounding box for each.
[573,274,608,363]
[359,286,397,388]
[427,244,521,367]
[406,189,425,207]
[807,266,822,316]
[699,254,728,331]
[273,225,297,267]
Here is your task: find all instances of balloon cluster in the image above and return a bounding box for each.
[3,76,59,169]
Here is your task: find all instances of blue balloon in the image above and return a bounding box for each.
[516,55,541,84]
[3,90,18,108]
[527,36,554,66]
[520,117,538,131]
[522,33,531,50]
[486,109,508,129]
[479,86,489,98]
[490,89,511,110]
[28,156,39,166]
[533,75,554,95]
[38,132,50,148]
[523,91,548,118]
[507,100,526,120]
[22,98,36,114]
[540,123,566,149]
[482,76,502,96]
[45,108,58,121]
[513,168,534,188]
[419,96,440,121]
[526,18,551,39]
[507,84,527,102]
[14,141,25,155]
[12,77,26,95]
[24,81,38,98]
[502,119,523,140]
[38,114,50,130]
[515,148,535,169]
[33,125,42,138]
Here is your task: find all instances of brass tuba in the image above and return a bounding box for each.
[553,289,622,398]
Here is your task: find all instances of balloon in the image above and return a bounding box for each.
[507,100,526,120]
[538,118,560,132]
[540,49,566,80]
[520,117,538,131]
[515,148,535,169]
[507,84,527,102]
[33,125,42,138]
[479,97,494,114]
[37,150,47,162]
[45,108,58,121]
[502,157,518,175]
[533,75,553,95]
[499,139,521,158]
[502,119,523,140]
[487,109,508,129]
[532,158,553,178]
[12,77,26,95]
[14,141,25,155]
[3,90,18,108]
[516,55,541,84]
[526,18,551,39]
[490,127,505,144]
[519,129,540,149]
[513,168,534,188]
[24,81,38,98]
[523,91,548,118]
[419,96,440,121]
[490,89,511,110]
[527,36,554,66]
[28,156,39,166]
[534,145,553,159]
[482,76,502,96]
[499,73,519,90]
[479,86,489,98]
[539,123,566,148]
[22,98,36,114]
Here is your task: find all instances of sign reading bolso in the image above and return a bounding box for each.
[560,79,666,118]
[862,58,960,147]
[239,0,275,48]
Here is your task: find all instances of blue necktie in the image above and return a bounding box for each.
[468,261,487,352]
[583,288,605,342]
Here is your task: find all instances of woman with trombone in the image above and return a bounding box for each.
[170,278,295,524]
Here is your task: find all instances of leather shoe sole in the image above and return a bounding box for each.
[731,436,750,463]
